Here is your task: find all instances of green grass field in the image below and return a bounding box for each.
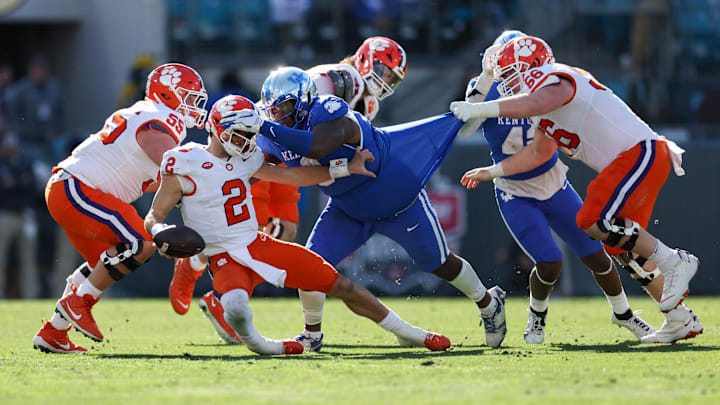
[1,296,718,404]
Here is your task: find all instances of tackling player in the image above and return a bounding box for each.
[145,95,450,355]
[33,63,208,353]
[451,35,702,343]
[461,30,655,343]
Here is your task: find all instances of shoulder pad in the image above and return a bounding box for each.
[161,143,201,176]
[326,69,355,104]
[308,95,350,128]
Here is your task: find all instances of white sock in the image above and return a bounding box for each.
[530,295,549,313]
[449,258,487,302]
[479,295,498,317]
[221,289,284,355]
[605,290,631,315]
[189,255,207,272]
[299,290,326,327]
[303,330,322,340]
[377,310,427,346]
[648,240,677,271]
[76,280,103,299]
[64,264,90,297]
[49,312,70,330]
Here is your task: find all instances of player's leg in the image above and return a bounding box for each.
[245,235,450,351]
[210,254,302,355]
[578,140,697,312]
[377,188,501,347]
[294,200,369,350]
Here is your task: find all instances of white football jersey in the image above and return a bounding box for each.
[161,142,264,256]
[526,63,659,172]
[308,63,380,121]
[59,99,187,203]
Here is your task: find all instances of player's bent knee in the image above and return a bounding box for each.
[220,289,252,332]
[100,240,152,281]
[535,262,561,283]
[327,275,355,299]
[597,218,640,250]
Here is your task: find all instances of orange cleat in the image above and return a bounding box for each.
[33,320,87,354]
[169,257,204,315]
[282,340,304,354]
[198,291,243,344]
[424,332,451,351]
[57,291,103,342]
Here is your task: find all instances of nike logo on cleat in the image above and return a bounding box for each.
[406,224,419,232]
[210,298,217,308]
[67,305,83,321]
[53,339,71,350]
[176,299,189,310]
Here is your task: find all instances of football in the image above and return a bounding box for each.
[152,224,205,258]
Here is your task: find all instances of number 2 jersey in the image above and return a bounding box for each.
[58,99,187,203]
[525,63,659,172]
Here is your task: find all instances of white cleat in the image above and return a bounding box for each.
[659,250,699,312]
[641,304,703,344]
[480,286,507,348]
[611,310,655,340]
[523,308,546,344]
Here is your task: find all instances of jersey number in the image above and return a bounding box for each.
[222,179,250,226]
[99,113,128,144]
[501,126,530,154]
[538,118,580,149]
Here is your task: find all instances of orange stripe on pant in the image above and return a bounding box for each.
[576,140,671,256]
[45,174,151,268]
[209,232,338,296]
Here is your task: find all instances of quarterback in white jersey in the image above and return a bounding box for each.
[34,63,209,354]
[451,36,702,343]
[144,95,451,355]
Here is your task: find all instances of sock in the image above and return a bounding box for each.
[299,290,326,327]
[479,295,498,317]
[605,290,631,315]
[449,258,487,302]
[189,255,207,272]
[648,240,677,271]
[63,263,91,297]
[76,280,103,299]
[377,310,427,346]
[49,311,70,330]
[530,295,549,313]
[304,330,322,340]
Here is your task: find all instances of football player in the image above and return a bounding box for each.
[171,37,410,345]
[451,35,702,343]
[460,30,655,343]
[145,95,450,355]
[33,63,208,353]
[217,66,507,353]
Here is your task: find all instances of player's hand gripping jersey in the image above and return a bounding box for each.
[307,63,380,121]
[59,99,187,203]
[525,63,659,172]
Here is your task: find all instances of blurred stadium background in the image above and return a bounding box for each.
[0,0,718,300]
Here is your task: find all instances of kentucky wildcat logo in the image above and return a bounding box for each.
[324,99,342,114]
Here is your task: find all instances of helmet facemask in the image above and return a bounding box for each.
[175,87,208,129]
[365,62,404,100]
[495,61,529,98]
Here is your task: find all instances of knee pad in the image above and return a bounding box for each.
[618,252,659,286]
[100,240,145,281]
[597,218,640,251]
[220,289,252,331]
[532,266,558,286]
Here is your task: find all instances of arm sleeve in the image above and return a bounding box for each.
[258,121,314,157]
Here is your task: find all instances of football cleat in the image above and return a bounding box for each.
[480,286,507,348]
[294,331,324,352]
[658,250,699,312]
[56,291,103,342]
[33,320,87,354]
[169,257,204,315]
[641,304,703,344]
[282,340,304,354]
[611,310,655,340]
[423,332,451,351]
[523,308,546,344]
[198,291,243,344]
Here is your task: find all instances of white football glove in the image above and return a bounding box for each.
[481,44,502,78]
[449,101,500,122]
[219,107,264,134]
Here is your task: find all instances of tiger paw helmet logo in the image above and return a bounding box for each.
[216,99,237,113]
[369,39,390,52]
[514,39,537,58]
[159,67,182,87]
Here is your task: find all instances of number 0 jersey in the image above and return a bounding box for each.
[59,99,186,203]
[526,63,659,172]
[161,142,263,256]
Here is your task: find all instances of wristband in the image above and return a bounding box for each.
[328,158,350,178]
[151,223,167,237]
[487,163,505,178]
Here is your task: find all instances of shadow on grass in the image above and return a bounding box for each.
[549,341,720,353]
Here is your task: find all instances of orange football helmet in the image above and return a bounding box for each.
[206,95,262,159]
[146,63,208,128]
[494,36,555,97]
[353,37,407,100]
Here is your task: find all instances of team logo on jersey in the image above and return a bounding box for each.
[225,163,233,171]
[159,67,182,87]
[514,39,537,58]
[217,258,228,267]
[202,162,213,169]
[324,99,342,114]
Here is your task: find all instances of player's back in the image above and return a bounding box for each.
[59,99,187,203]
[162,142,262,255]
[528,63,659,172]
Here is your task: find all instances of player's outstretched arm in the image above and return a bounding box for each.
[253,147,375,186]
[144,173,184,235]
[257,116,361,160]
[460,128,557,189]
